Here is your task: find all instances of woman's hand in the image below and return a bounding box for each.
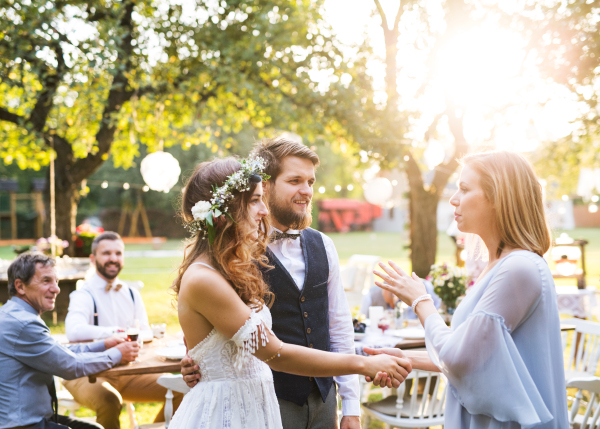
[361,353,412,386]
[374,261,427,307]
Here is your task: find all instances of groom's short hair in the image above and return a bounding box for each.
[251,138,320,181]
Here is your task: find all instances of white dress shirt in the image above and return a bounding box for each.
[65,273,152,342]
[268,228,360,416]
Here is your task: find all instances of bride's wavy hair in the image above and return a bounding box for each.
[172,157,273,309]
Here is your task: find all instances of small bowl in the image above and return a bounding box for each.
[354,332,367,341]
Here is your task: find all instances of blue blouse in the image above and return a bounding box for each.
[424,250,569,428]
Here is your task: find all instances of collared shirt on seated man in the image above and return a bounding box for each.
[62,232,182,429]
[0,252,126,429]
[65,235,152,342]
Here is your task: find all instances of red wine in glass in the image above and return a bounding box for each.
[377,320,390,334]
[127,328,139,342]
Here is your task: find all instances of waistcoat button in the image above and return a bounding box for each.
[300,296,306,303]
[304,312,308,318]
[309,343,313,348]
[309,377,313,381]
[307,328,311,334]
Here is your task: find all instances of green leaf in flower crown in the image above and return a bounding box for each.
[206,212,214,227]
[207,225,216,245]
[225,212,237,224]
[214,209,222,217]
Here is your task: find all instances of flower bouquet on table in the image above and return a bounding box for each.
[36,236,69,256]
[427,263,468,316]
[75,223,104,257]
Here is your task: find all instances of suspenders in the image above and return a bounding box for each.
[85,287,135,326]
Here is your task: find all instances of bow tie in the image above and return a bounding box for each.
[105,281,122,292]
[271,231,301,242]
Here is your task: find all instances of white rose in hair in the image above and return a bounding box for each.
[191,201,212,221]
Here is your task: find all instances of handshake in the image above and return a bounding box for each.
[180,346,411,389]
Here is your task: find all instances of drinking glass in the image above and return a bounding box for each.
[126,319,141,363]
[377,314,391,334]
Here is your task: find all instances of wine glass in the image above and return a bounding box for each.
[377,315,390,335]
[126,319,141,363]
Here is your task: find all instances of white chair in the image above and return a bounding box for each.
[341,255,381,309]
[54,377,106,424]
[55,376,137,428]
[562,318,600,382]
[135,374,190,429]
[361,370,447,428]
[567,376,600,428]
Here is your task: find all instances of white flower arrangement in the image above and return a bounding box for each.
[183,156,269,243]
[426,263,468,310]
[191,201,212,221]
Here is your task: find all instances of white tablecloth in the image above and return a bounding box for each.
[354,327,425,356]
[556,286,597,319]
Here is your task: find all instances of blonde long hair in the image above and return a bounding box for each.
[460,151,552,259]
[172,157,273,309]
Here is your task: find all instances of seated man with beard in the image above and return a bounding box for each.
[64,231,182,429]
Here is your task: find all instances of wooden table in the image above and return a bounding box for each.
[89,337,182,383]
[89,324,575,383]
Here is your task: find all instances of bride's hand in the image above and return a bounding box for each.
[363,347,409,388]
[374,261,427,306]
[362,353,411,386]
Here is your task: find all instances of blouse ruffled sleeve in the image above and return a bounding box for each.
[231,309,274,370]
[424,254,553,427]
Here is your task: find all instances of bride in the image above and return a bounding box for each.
[169,156,411,429]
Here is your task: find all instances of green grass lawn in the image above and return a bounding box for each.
[3,227,599,426]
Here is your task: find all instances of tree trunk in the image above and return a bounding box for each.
[54,181,79,257]
[409,185,439,278]
[44,150,80,257]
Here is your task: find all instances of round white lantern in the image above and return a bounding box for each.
[140,151,181,193]
[363,177,393,206]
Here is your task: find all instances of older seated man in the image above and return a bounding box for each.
[0,252,138,429]
[64,232,182,429]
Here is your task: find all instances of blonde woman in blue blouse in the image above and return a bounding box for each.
[368,151,568,428]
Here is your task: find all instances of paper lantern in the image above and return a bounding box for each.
[140,151,181,193]
[363,177,393,206]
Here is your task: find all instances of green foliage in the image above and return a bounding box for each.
[0,0,370,244]
[0,0,360,165]
[516,1,600,192]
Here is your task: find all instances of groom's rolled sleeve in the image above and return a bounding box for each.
[322,234,361,416]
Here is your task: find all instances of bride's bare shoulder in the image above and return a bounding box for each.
[180,264,230,297]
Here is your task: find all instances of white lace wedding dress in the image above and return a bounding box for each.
[169,303,283,429]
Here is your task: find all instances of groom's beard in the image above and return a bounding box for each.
[268,189,312,231]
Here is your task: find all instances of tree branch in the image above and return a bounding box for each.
[71,0,136,182]
[393,2,404,33]
[0,107,24,125]
[430,106,468,196]
[373,0,389,32]
[29,41,68,133]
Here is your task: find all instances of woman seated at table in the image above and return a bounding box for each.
[369,151,568,428]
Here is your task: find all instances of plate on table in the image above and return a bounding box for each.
[141,332,154,343]
[155,346,187,361]
[389,327,425,339]
[354,332,366,341]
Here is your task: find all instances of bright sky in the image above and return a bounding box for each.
[323,0,583,163]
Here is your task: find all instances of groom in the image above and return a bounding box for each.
[182,138,361,429]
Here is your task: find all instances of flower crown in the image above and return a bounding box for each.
[184,156,270,243]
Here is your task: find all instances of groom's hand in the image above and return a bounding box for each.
[181,355,201,388]
[340,416,360,429]
[363,347,409,388]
